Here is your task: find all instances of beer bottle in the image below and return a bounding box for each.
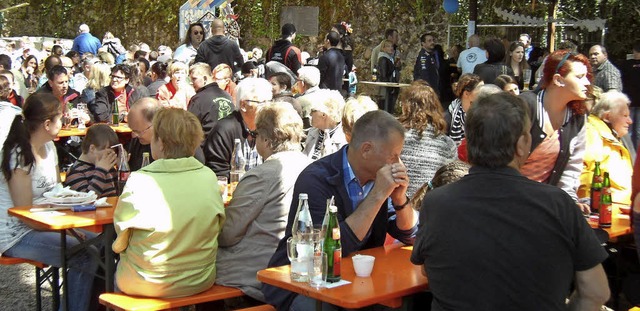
[590,161,603,215]
[372,68,378,82]
[323,203,341,282]
[599,172,612,228]
[117,147,130,195]
[112,98,120,126]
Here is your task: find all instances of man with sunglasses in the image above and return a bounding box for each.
[203,77,272,177]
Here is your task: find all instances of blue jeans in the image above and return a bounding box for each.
[4,230,100,311]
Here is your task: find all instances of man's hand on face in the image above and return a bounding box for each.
[373,160,409,203]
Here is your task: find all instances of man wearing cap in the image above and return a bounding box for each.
[72,24,101,56]
[266,23,302,74]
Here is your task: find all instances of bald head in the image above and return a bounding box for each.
[129,98,160,145]
[469,34,480,48]
[212,19,225,36]
[79,24,90,34]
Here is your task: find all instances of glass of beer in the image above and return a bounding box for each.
[523,69,532,90]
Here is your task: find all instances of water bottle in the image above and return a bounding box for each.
[290,193,313,281]
[229,138,246,196]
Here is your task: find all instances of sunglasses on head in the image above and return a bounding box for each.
[554,52,577,75]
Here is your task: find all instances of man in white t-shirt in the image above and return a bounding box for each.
[457,34,487,75]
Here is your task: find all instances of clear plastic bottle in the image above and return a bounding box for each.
[290,193,314,281]
[229,138,246,196]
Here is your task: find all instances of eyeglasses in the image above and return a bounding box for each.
[245,99,268,105]
[554,52,576,75]
[192,31,204,35]
[249,130,259,138]
[132,125,152,136]
[111,75,126,81]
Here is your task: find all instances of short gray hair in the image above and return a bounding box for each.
[310,89,345,123]
[256,102,304,153]
[591,90,630,118]
[235,77,273,108]
[297,66,320,87]
[350,110,404,149]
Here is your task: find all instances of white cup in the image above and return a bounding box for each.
[352,254,375,277]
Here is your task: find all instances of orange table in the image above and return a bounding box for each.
[257,243,428,309]
[57,124,132,138]
[8,197,118,311]
[588,205,632,239]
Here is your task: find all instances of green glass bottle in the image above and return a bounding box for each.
[599,172,612,228]
[112,98,120,126]
[323,204,341,283]
[590,161,603,215]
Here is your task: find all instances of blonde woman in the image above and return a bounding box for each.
[156,61,195,110]
[341,95,378,143]
[80,61,110,107]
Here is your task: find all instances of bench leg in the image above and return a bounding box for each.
[35,267,42,311]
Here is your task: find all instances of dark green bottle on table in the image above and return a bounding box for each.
[112,98,120,126]
[599,172,612,228]
[324,204,341,283]
[590,161,603,215]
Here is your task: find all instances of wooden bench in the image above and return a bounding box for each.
[0,256,60,311]
[99,284,247,311]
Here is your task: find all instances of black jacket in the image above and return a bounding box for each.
[318,48,345,91]
[194,36,244,73]
[266,39,301,74]
[187,82,234,140]
[413,48,441,92]
[89,85,144,123]
[35,83,81,106]
[203,111,251,177]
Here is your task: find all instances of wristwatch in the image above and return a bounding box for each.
[393,195,410,211]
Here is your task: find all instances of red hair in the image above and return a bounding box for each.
[540,50,593,115]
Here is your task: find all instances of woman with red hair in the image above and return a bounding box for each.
[519,50,593,212]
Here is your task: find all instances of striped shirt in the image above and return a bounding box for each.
[448,99,466,144]
[64,160,117,197]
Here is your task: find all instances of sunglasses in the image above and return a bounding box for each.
[554,52,577,75]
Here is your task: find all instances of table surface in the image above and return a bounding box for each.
[257,243,428,309]
[8,197,117,230]
[588,205,632,239]
[57,124,132,138]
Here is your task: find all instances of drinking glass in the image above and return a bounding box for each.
[287,236,312,282]
[308,252,327,289]
[523,69,532,90]
[217,176,228,198]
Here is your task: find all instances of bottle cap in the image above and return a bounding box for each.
[329,204,337,212]
[143,152,149,157]
[234,138,241,143]
[299,193,308,200]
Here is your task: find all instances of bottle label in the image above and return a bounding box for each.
[333,248,341,277]
[590,190,602,214]
[119,171,130,182]
[332,227,340,240]
[599,203,612,227]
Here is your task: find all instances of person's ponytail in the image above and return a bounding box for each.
[2,115,34,181]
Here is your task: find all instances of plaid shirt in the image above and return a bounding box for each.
[594,59,623,92]
[241,138,262,172]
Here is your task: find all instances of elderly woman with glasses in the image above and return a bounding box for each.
[303,89,347,160]
[578,90,633,207]
[113,107,225,298]
[157,61,195,110]
[90,63,145,123]
[215,102,310,306]
[204,77,273,177]
[519,50,593,212]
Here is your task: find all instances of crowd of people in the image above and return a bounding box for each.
[0,18,639,311]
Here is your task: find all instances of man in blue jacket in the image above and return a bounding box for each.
[263,110,418,310]
[72,24,101,57]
